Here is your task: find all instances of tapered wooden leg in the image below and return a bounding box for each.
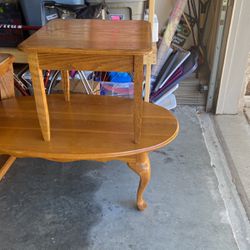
[61,70,70,102]
[0,156,16,181]
[127,153,151,211]
[145,63,151,102]
[0,58,15,100]
[28,53,50,141]
[134,56,144,144]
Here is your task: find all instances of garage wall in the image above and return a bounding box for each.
[246,56,250,95]
[155,0,174,31]
[216,0,250,114]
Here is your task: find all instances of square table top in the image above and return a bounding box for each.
[19,19,152,56]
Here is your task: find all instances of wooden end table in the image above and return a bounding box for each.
[19,19,153,144]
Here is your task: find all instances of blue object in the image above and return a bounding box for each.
[108,72,132,83]
[19,0,85,26]
[100,82,134,98]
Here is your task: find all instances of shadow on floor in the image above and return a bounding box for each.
[0,159,103,250]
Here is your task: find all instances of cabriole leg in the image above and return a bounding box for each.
[127,153,151,211]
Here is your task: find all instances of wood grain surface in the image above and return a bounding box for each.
[0,95,179,160]
[38,53,134,72]
[28,53,51,141]
[0,53,17,180]
[0,156,16,181]
[128,152,151,211]
[0,48,27,63]
[0,54,14,75]
[61,70,70,102]
[0,54,15,101]
[134,56,144,143]
[19,19,152,56]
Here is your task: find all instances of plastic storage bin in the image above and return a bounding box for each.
[100,82,134,98]
[19,0,85,26]
[87,0,147,20]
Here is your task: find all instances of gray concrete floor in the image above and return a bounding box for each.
[214,110,250,220]
[0,107,241,250]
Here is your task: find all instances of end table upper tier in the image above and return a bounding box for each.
[19,19,152,55]
[19,19,152,143]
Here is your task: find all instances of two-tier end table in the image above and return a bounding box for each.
[0,20,179,211]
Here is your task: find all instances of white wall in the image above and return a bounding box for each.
[155,0,174,31]
[216,0,250,114]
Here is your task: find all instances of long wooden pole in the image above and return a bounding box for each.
[149,0,155,25]
[144,0,155,102]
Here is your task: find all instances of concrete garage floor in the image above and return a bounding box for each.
[0,107,249,250]
[214,108,250,222]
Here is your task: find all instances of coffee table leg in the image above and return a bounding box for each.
[134,56,144,144]
[0,156,16,181]
[61,70,70,102]
[127,152,151,211]
[28,53,50,141]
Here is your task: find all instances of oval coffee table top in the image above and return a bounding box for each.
[0,95,179,160]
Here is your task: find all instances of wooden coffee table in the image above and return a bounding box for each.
[0,20,179,211]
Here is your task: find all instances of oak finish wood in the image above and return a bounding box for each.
[127,153,151,211]
[28,53,50,141]
[38,53,134,72]
[0,70,15,100]
[0,156,16,181]
[0,54,15,75]
[144,43,157,102]
[61,70,70,102]
[0,54,16,180]
[143,42,157,65]
[19,19,152,56]
[0,54,15,100]
[134,56,144,143]
[0,95,179,160]
[0,48,27,63]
